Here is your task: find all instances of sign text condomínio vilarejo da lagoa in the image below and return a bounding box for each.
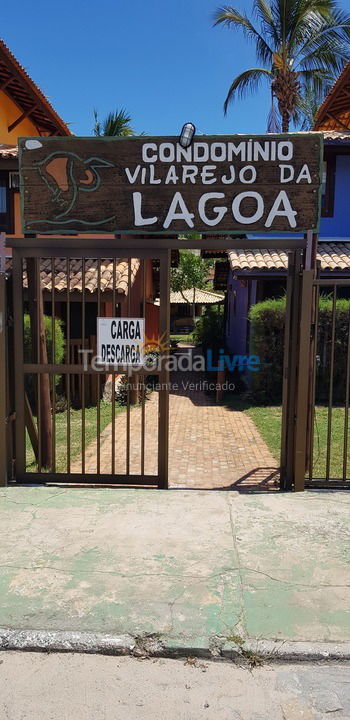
[19,134,323,235]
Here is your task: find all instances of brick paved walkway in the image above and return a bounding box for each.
[72,363,279,490]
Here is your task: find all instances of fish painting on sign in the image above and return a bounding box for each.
[21,140,116,229]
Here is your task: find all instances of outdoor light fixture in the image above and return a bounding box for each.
[179,122,196,148]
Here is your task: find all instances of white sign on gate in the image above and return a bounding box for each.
[97,317,144,366]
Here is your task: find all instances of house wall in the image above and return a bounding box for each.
[320,153,350,238]
[0,91,38,144]
[225,278,257,356]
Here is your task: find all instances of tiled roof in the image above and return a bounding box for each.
[0,144,17,157]
[170,288,224,304]
[6,258,140,294]
[323,130,350,141]
[315,61,350,132]
[227,243,350,273]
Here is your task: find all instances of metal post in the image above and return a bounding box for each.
[12,251,25,478]
[293,269,314,491]
[280,250,302,490]
[158,249,170,489]
[0,235,7,485]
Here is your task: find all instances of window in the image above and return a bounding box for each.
[0,172,16,233]
[9,172,20,190]
[0,173,10,232]
[321,155,336,218]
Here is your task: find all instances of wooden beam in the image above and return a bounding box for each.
[326,111,350,131]
[8,104,36,133]
[0,75,14,92]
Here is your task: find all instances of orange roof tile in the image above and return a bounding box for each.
[5,257,140,294]
[315,62,350,132]
[227,243,350,273]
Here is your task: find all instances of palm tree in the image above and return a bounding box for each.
[93,108,135,137]
[214,0,350,132]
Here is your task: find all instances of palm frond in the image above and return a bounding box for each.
[294,84,326,129]
[93,109,101,137]
[254,0,280,45]
[294,8,350,65]
[267,95,281,131]
[214,0,350,126]
[223,67,273,114]
[298,67,335,97]
[288,0,339,48]
[213,6,273,64]
[102,108,134,137]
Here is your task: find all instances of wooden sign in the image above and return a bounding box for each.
[19,134,323,235]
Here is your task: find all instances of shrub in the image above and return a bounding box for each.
[192,306,224,365]
[23,314,65,406]
[316,297,350,403]
[248,296,350,404]
[23,313,65,364]
[249,298,286,404]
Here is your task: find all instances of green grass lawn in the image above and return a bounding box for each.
[170,334,194,343]
[26,402,123,473]
[225,398,350,480]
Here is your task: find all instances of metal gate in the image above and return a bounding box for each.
[10,239,170,487]
[7,239,344,492]
[307,274,350,488]
[280,256,350,491]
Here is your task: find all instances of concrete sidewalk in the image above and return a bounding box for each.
[0,487,350,657]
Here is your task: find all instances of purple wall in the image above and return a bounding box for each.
[226,278,257,355]
[320,154,350,238]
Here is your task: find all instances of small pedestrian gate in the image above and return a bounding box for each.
[306,273,350,489]
[9,240,171,487]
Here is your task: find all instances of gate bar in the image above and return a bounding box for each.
[325,287,337,480]
[141,259,146,477]
[294,269,314,491]
[66,257,71,474]
[158,249,171,489]
[343,314,350,480]
[12,252,25,476]
[280,250,302,490]
[0,262,7,485]
[51,257,56,473]
[308,278,320,482]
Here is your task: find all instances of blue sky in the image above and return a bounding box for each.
[2,0,272,136]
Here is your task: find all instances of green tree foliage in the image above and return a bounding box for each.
[214,0,350,131]
[170,250,211,296]
[170,250,212,321]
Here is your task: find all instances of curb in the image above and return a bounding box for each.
[1,629,350,663]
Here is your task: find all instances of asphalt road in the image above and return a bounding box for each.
[0,652,350,719]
